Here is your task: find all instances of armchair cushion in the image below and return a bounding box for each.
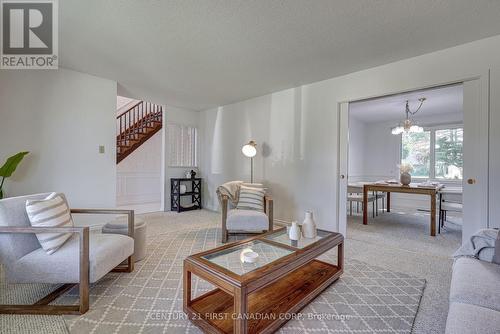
[26,192,73,255]
[236,186,265,212]
[226,209,269,232]
[0,193,53,264]
[6,231,134,284]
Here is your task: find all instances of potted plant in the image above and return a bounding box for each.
[0,151,29,199]
[398,162,413,186]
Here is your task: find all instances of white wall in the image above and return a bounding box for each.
[360,121,400,180]
[200,34,500,233]
[116,96,138,113]
[116,130,162,206]
[163,106,201,211]
[0,69,117,207]
[347,117,365,181]
[350,112,464,182]
[200,87,335,225]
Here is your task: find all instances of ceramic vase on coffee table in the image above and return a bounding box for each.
[302,211,317,238]
[289,221,301,241]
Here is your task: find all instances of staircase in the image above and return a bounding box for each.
[116,101,163,163]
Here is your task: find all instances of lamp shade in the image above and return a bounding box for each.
[391,126,403,135]
[242,140,257,157]
[409,125,424,133]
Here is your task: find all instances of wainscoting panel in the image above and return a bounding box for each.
[116,172,161,205]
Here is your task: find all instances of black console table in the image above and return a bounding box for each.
[170,178,202,212]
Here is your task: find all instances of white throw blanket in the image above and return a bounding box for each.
[454,229,500,264]
[216,181,243,207]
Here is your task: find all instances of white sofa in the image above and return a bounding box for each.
[445,257,500,333]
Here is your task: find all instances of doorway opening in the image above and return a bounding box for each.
[115,95,164,214]
[345,84,464,254]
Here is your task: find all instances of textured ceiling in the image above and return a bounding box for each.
[349,84,463,123]
[59,1,500,111]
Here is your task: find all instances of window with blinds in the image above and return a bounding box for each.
[167,124,198,167]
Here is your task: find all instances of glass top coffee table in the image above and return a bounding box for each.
[183,227,344,334]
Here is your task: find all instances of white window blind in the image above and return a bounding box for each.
[168,124,198,167]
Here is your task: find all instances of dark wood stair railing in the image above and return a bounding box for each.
[116,101,163,163]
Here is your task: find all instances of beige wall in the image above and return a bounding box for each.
[199,35,500,233]
[0,68,117,207]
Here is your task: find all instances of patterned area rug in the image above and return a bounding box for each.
[52,223,426,334]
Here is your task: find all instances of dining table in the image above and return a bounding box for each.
[361,182,444,236]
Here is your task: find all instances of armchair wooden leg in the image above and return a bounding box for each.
[79,227,89,313]
[0,280,89,315]
[0,281,87,315]
[111,255,134,273]
[79,282,89,314]
[112,210,135,272]
[34,284,75,305]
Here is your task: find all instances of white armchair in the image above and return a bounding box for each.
[219,185,273,243]
[0,193,135,315]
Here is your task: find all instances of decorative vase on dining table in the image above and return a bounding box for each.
[400,172,411,186]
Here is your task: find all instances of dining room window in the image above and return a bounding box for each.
[401,126,463,180]
[435,128,463,180]
[401,131,431,178]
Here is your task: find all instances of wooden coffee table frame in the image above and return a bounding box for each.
[183,228,343,334]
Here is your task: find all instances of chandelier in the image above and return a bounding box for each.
[391,98,426,135]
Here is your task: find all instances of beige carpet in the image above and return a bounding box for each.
[346,207,461,334]
[347,207,462,257]
[0,208,457,334]
[56,223,424,333]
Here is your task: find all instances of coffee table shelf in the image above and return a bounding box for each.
[184,227,344,334]
[189,259,340,334]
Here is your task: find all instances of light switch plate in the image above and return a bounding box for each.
[99,145,105,154]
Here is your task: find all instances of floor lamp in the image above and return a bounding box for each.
[241,140,257,183]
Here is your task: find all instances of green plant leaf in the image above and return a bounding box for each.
[0,152,29,177]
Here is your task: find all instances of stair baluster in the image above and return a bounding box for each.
[116,100,163,163]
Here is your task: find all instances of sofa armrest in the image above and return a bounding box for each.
[70,209,135,240]
[0,226,90,312]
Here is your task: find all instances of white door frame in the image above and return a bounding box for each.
[160,106,167,212]
[336,72,490,242]
[336,102,349,236]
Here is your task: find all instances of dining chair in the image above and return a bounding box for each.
[347,185,376,218]
[438,188,463,232]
